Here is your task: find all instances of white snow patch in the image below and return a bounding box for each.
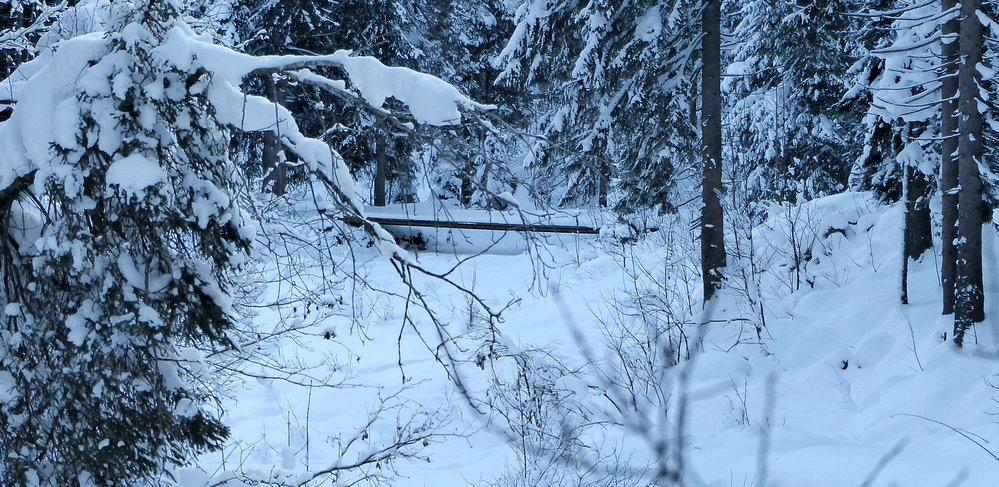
[65,309,91,347]
[106,154,164,197]
[0,370,17,402]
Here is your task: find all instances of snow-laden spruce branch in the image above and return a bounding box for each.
[0,18,495,257]
[0,4,500,483]
[0,1,70,53]
[844,0,941,19]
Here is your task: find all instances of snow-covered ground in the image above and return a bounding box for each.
[191,192,999,486]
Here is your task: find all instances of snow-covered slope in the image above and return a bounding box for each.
[685,192,999,486]
[193,192,999,486]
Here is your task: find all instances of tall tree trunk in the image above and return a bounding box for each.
[459,129,482,207]
[460,159,475,207]
[701,0,726,303]
[904,130,933,260]
[598,161,609,208]
[905,169,933,259]
[261,76,287,196]
[941,0,960,314]
[954,0,986,346]
[902,160,933,305]
[374,128,388,207]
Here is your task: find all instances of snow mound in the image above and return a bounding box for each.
[106,154,165,197]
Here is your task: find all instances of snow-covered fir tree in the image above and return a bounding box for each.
[420,0,522,207]
[848,0,942,267]
[236,0,432,204]
[496,0,701,214]
[844,0,998,322]
[0,0,485,484]
[728,0,863,207]
[0,3,246,484]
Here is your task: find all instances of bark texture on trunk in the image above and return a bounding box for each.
[374,128,387,207]
[954,0,986,346]
[941,0,960,314]
[902,162,932,305]
[598,161,610,208]
[261,76,287,196]
[701,0,726,303]
[905,166,933,261]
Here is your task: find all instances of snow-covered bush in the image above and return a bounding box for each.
[486,353,648,487]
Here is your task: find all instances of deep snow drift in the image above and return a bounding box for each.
[192,192,999,487]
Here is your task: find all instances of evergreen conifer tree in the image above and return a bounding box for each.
[237,0,430,205]
[953,0,989,343]
[421,0,521,207]
[728,0,861,206]
[496,0,700,213]
[853,1,942,271]
[0,0,485,483]
[0,2,244,484]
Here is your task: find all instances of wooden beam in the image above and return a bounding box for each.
[367,216,600,235]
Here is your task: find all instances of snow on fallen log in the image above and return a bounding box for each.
[362,203,605,254]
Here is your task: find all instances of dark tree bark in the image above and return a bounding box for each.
[941,0,960,314]
[905,162,933,261]
[902,161,932,305]
[459,158,475,207]
[374,128,388,207]
[701,0,726,303]
[459,129,484,207]
[954,0,986,346]
[0,2,34,79]
[261,76,287,196]
[901,230,909,304]
[597,161,610,208]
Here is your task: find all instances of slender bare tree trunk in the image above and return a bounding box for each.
[598,161,610,208]
[954,0,986,346]
[902,162,910,305]
[374,128,388,207]
[460,158,475,207]
[701,0,726,303]
[903,124,932,262]
[902,155,932,305]
[261,76,287,196]
[905,168,932,259]
[941,0,960,314]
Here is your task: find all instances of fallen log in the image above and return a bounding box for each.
[367,216,600,235]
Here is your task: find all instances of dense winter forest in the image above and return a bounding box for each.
[2,0,999,485]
